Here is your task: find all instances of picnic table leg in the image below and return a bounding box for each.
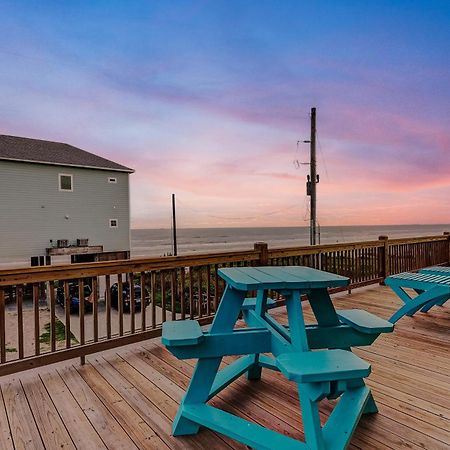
[389,286,448,323]
[298,385,325,450]
[363,393,378,414]
[307,288,341,328]
[173,358,223,435]
[173,285,246,436]
[284,290,308,351]
[435,296,448,306]
[347,378,378,414]
[420,294,449,312]
[307,288,355,350]
[298,378,376,450]
[247,289,268,380]
[389,285,414,306]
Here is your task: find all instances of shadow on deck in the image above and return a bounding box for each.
[0,285,448,450]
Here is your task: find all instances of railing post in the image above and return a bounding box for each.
[254,242,269,266]
[444,232,450,264]
[378,235,389,283]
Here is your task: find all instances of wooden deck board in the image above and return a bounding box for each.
[58,366,139,450]
[0,285,448,449]
[0,387,13,450]
[75,362,171,450]
[21,376,76,450]
[1,378,45,450]
[39,371,107,450]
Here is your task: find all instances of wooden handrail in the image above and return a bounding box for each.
[268,240,383,258]
[0,249,260,286]
[387,235,448,245]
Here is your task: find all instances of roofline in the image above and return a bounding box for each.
[0,156,135,173]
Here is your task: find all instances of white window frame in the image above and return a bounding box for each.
[58,173,73,192]
[109,218,118,228]
[108,177,117,184]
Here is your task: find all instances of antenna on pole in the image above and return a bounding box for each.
[304,107,319,245]
[171,193,178,256]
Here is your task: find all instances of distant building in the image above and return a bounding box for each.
[0,135,134,266]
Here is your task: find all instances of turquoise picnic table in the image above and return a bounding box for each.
[385,266,450,323]
[162,266,393,450]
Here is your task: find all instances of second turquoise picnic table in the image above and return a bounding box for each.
[162,266,394,450]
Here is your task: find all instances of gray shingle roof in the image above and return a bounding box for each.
[0,135,134,173]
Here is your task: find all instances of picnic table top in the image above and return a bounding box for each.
[218,266,349,291]
[386,271,450,288]
[420,266,450,274]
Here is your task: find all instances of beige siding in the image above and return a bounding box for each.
[0,160,130,264]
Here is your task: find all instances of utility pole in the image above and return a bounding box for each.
[306,107,319,245]
[171,193,177,256]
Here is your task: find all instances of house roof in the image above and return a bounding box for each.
[0,135,134,173]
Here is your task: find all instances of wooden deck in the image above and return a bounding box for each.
[0,285,448,450]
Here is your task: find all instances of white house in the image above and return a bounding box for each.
[0,135,134,266]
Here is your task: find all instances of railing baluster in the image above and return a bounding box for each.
[214,264,219,312]
[118,274,124,336]
[141,272,147,332]
[79,279,85,365]
[129,272,135,334]
[189,267,194,319]
[161,271,166,323]
[105,275,111,339]
[372,247,378,279]
[93,277,99,342]
[49,281,56,352]
[366,247,369,280]
[344,250,348,277]
[64,281,71,348]
[171,270,176,321]
[33,283,40,356]
[17,285,24,359]
[180,268,186,320]
[198,267,203,319]
[0,288,5,363]
[151,271,156,329]
[206,265,211,316]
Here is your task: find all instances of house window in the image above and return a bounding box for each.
[108,177,117,184]
[109,219,118,228]
[59,174,73,191]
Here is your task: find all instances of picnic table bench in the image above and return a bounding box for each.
[385,267,450,323]
[162,266,393,450]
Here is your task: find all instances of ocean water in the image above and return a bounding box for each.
[131,224,450,258]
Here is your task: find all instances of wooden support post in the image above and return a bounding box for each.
[378,236,389,283]
[254,242,269,266]
[444,232,450,264]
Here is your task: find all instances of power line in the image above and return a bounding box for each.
[316,131,330,181]
[176,198,301,221]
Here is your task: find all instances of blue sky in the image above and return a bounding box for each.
[1,1,449,227]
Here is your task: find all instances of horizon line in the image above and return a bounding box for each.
[131,223,450,231]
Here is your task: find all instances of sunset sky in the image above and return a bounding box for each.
[1,1,449,228]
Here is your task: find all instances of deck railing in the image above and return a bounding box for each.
[0,233,448,376]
